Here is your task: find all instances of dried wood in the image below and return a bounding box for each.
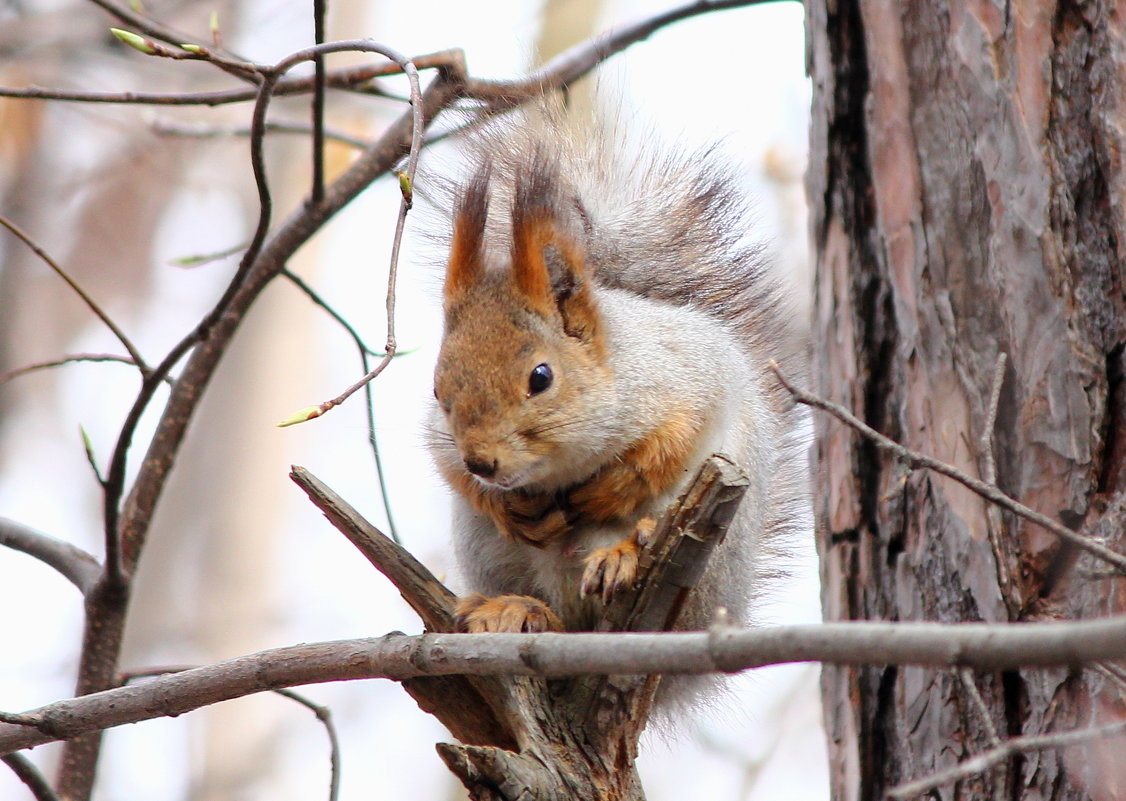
[292,455,748,800]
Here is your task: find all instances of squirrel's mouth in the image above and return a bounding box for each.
[477,472,525,491]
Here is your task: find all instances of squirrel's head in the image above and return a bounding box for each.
[433,157,610,491]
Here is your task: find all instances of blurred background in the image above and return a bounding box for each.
[0,0,823,798]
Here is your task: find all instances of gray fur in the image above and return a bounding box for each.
[424,101,811,716]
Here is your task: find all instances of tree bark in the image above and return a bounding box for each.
[807,1,1126,799]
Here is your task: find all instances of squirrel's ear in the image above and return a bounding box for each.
[445,167,490,307]
[511,158,600,344]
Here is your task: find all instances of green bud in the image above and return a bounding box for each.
[277,405,325,428]
[110,28,157,55]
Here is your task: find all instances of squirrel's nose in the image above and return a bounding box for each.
[465,457,498,479]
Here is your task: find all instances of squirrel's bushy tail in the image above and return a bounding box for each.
[429,98,804,402]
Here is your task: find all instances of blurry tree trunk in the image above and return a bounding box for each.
[807,1,1126,799]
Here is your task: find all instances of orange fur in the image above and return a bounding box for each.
[568,409,701,525]
[444,174,489,307]
[580,534,641,603]
[510,215,556,318]
[439,461,570,546]
[455,593,564,633]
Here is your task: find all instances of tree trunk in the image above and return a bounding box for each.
[807,1,1126,799]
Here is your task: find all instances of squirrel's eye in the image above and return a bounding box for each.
[528,363,553,395]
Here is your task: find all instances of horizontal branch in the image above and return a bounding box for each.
[3,615,1125,754]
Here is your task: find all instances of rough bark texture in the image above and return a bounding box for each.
[807,1,1126,799]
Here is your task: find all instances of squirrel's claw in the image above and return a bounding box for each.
[453,592,565,633]
[580,536,640,604]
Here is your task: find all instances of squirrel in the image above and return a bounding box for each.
[426,101,809,694]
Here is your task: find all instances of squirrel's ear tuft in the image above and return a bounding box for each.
[445,166,490,307]
[511,153,600,344]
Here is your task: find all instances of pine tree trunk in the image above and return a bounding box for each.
[806,1,1126,798]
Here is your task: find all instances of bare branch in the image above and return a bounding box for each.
[0,214,148,375]
[461,0,784,104]
[979,352,1007,486]
[272,689,341,801]
[0,354,173,387]
[311,0,327,205]
[770,362,1126,573]
[152,118,372,151]
[0,518,102,596]
[4,616,1126,755]
[2,753,59,801]
[0,52,453,107]
[281,269,385,357]
[958,668,1000,746]
[888,719,1126,800]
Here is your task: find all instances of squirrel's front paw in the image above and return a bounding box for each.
[498,494,570,546]
[454,593,565,633]
[579,517,655,603]
[580,537,641,604]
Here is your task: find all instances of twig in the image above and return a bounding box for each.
[4,616,1126,755]
[0,53,447,106]
[887,719,1126,800]
[2,753,59,801]
[281,269,385,357]
[85,0,256,73]
[975,353,1019,615]
[0,517,102,596]
[0,214,148,375]
[979,352,1008,486]
[272,689,341,801]
[282,41,423,424]
[769,362,1126,573]
[0,354,173,386]
[461,0,784,104]
[152,118,372,151]
[958,668,1001,746]
[311,0,327,205]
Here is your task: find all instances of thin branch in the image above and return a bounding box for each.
[2,753,59,801]
[85,0,255,72]
[958,668,1000,746]
[280,41,424,424]
[0,354,172,387]
[0,214,147,375]
[979,352,1008,485]
[0,50,457,107]
[887,719,1126,800]
[461,0,785,104]
[0,518,102,596]
[277,273,403,541]
[4,616,1126,755]
[769,362,1126,573]
[281,269,385,357]
[152,118,372,151]
[311,0,327,205]
[272,689,341,801]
